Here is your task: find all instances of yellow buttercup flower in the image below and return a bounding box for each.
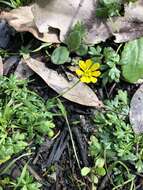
[76,59,101,83]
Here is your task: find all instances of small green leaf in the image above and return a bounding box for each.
[73,22,86,38]
[47,129,54,138]
[92,175,98,184]
[96,167,106,176]
[121,38,143,83]
[66,31,81,52]
[95,158,105,168]
[51,46,69,65]
[81,167,91,176]
[36,121,55,135]
[76,44,88,56]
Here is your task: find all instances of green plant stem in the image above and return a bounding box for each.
[112,177,135,190]
[53,79,80,100]
[1,152,32,175]
[57,99,81,169]
[65,115,81,169]
[14,163,28,190]
[130,180,136,190]
[108,160,134,190]
[116,44,123,55]
[102,105,128,116]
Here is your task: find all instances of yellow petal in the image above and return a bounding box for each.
[79,60,86,71]
[91,63,100,71]
[80,76,91,83]
[76,69,84,76]
[92,71,101,77]
[85,59,93,69]
[90,77,97,83]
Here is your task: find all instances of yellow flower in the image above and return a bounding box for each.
[76,59,101,83]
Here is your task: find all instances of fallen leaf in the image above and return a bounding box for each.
[1,0,143,44]
[32,0,112,44]
[3,56,20,75]
[0,56,3,75]
[0,6,59,43]
[32,0,143,44]
[114,0,143,43]
[130,85,143,134]
[15,59,33,79]
[32,0,96,41]
[24,57,103,107]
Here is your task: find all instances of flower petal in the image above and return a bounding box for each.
[79,60,87,71]
[80,76,91,83]
[91,63,100,71]
[85,59,93,69]
[76,69,84,76]
[92,71,101,77]
[90,77,97,83]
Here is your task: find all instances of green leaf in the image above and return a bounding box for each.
[95,158,105,168]
[96,167,106,176]
[66,31,81,52]
[14,164,28,190]
[51,46,69,65]
[121,38,143,83]
[76,44,88,56]
[73,22,86,39]
[81,167,91,176]
[92,175,98,184]
[36,121,55,135]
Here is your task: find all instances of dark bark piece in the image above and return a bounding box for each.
[3,56,20,75]
[72,127,89,166]
[43,128,69,168]
[0,20,11,49]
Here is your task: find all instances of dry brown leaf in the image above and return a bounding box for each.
[15,59,33,79]
[0,6,59,43]
[1,0,143,44]
[24,57,103,107]
[32,0,103,42]
[113,17,143,43]
[130,85,143,134]
[32,0,113,44]
[3,56,19,75]
[112,0,143,43]
[32,0,143,43]
[0,56,3,75]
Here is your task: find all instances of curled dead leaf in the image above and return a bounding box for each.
[1,0,143,44]
[0,6,59,43]
[33,0,143,43]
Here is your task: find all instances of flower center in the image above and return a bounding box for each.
[84,70,92,77]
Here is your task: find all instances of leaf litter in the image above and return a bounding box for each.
[24,57,103,107]
[1,0,143,44]
[1,0,143,189]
